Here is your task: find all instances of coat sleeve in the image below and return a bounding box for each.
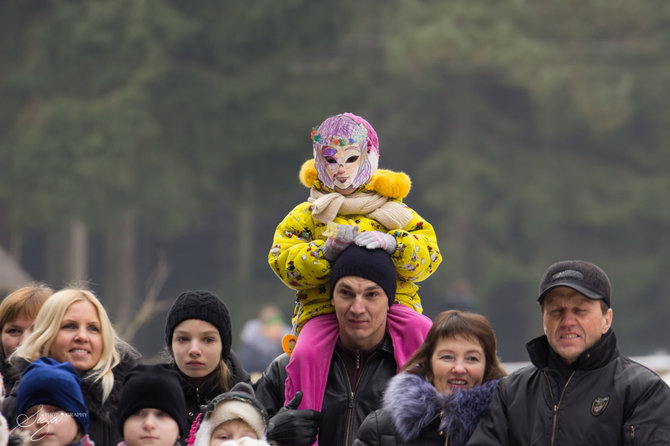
[254,354,289,418]
[622,375,670,445]
[352,410,386,446]
[389,205,442,283]
[465,384,510,446]
[268,202,332,291]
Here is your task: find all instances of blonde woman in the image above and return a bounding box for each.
[2,288,140,446]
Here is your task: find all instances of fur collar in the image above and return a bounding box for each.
[383,373,499,446]
[299,159,411,200]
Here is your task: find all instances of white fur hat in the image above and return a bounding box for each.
[221,438,270,446]
[192,383,268,446]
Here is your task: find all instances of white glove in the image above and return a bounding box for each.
[322,225,359,261]
[355,230,397,254]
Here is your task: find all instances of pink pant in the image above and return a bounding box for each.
[284,304,432,411]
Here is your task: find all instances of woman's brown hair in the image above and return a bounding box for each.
[402,310,506,383]
[0,284,53,361]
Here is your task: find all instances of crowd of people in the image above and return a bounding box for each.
[1,112,669,446]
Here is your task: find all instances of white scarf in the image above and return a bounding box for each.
[308,189,413,229]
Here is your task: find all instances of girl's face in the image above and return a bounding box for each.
[210,419,258,445]
[49,300,103,374]
[430,335,486,395]
[321,145,364,194]
[2,311,35,358]
[171,319,222,382]
[21,404,81,446]
[123,408,180,446]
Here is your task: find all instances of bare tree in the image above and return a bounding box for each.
[118,250,173,343]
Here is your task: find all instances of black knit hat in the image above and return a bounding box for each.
[330,245,396,306]
[117,364,188,438]
[538,260,611,307]
[165,290,232,359]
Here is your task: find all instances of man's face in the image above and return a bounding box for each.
[542,287,612,365]
[331,276,389,350]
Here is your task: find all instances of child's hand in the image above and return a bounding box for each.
[355,230,397,254]
[321,224,359,260]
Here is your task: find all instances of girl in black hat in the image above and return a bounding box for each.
[163,290,250,434]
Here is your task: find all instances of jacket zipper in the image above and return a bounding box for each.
[189,386,201,418]
[544,371,575,446]
[438,409,448,446]
[337,349,377,446]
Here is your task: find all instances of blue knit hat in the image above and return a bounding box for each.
[17,357,89,434]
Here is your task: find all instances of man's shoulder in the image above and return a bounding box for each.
[272,352,291,367]
[618,354,670,387]
[498,364,543,388]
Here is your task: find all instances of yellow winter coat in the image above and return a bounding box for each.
[268,160,442,333]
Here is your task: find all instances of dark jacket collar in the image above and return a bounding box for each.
[527,329,618,371]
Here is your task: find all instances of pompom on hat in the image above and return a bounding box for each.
[17,357,90,434]
[165,290,232,359]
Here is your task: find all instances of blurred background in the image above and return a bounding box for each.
[1,1,669,370]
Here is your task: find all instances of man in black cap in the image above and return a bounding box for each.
[467,260,670,445]
[255,245,402,446]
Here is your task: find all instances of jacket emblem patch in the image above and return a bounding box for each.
[591,396,610,416]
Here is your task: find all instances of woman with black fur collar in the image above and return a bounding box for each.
[353,310,506,446]
[3,288,140,446]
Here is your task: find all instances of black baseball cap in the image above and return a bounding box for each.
[537,260,611,307]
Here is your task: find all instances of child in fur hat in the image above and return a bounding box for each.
[189,383,269,446]
[268,112,442,413]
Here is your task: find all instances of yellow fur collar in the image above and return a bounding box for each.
[298,159,411,200]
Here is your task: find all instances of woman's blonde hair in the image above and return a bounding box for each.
[13,288,120,401]
[0,284,53,361]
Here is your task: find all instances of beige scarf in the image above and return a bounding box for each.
[308,189,413,229]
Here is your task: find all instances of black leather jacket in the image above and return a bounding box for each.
[255,335,397,446]
[467,330,670,446]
